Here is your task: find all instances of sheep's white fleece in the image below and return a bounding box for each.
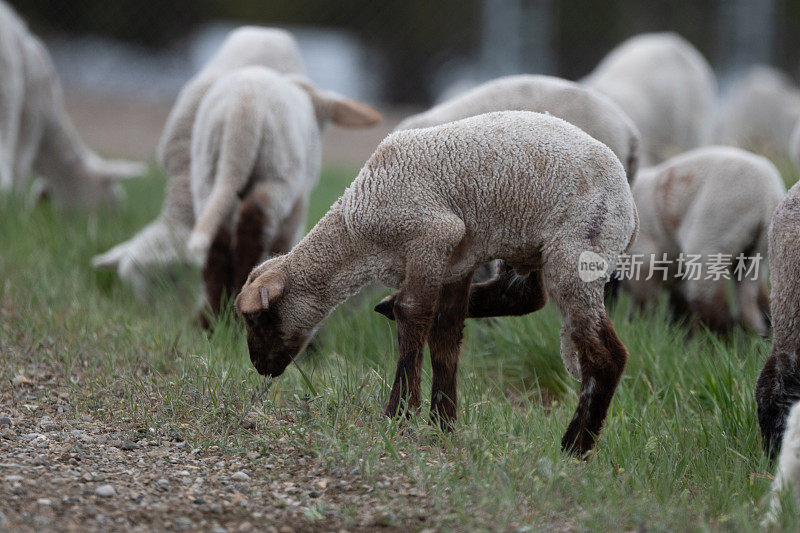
[716,66,800,168]
[584,32,716,166]
[241,111,637,379]
[765,401,800,524]
[396,74,641,180]
[626,146,785,333]
[0,0,145,205]
[91,27,305,296]
[185,66,381,267]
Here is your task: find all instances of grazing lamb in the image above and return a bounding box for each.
[396,74,641,180]
[583,32,716,166]
[626,146,784,334]
[92,27,305,296]
[756,180,800,459]
[0,0,144,206]
[187,67,381,319]
[235,111,638,456]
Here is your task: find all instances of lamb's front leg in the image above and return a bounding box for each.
[384,278,440,418]
[428,276,472,428]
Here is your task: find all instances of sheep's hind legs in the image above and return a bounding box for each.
[199,229,235,329]
[428,275,472,429]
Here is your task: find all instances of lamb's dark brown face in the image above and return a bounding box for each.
[241,310,304,377]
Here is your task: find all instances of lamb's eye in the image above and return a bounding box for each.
[243,314,258,329]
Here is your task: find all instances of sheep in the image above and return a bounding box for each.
[186,66,381,319]
[583,32,717,166]
[763,401,800,525]
[756,180,800,460]
[396,74,641,180]
[0,0,145,206]
[91,27,306,296]
[234,110,638,456]
[716,66,800,167]
[625,146,785,334]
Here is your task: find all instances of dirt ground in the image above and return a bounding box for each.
[63,90,417,168]
[0,360,432,532]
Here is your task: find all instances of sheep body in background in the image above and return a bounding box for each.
[397,74,640,180]
[235,111,637,456]
[187,66,381,319]
[91,27,305,296]
[716,66,800,167]
[757,180,800,459]
[584,32,716,166]
[0,0,144,206]
[626,146,784,334]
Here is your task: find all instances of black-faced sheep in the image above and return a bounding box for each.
[235,111,638,456]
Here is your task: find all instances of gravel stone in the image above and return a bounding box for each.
[94,485,116,498]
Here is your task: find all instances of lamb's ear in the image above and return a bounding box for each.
[373,294,397,321]
[288,75,382,128]
[236,271,286,316]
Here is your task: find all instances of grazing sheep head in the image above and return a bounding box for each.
[235,257,319,377]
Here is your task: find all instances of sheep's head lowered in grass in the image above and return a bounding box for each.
[234,257,321,377]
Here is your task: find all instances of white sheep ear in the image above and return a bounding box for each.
[329,97,383,128]
[287,75,382,128]
[236,271,286,315]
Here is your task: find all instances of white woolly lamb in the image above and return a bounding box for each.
[716,66,800,167]
[584,32,717,166]
[0,0,145,206]
[91,27,306,297]
[187,66,381,319]
[234,110,637,456]
[396,74,641,180]
[625,146,785,334]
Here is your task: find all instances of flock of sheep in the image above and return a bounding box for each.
[4,0,800,518]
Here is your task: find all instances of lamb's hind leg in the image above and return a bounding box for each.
[551,275,628,456]
[428,275,472,428]
[199,227,235,328]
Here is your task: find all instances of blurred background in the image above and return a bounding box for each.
[8,0,800,166]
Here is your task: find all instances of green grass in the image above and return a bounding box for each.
[0,165,797,531]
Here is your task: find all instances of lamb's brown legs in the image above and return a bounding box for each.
[428,276,472,428]
[200,229,234,328]
[233,191,270,293]
[559,312,627,456]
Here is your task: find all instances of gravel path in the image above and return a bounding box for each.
[0,364,430,532]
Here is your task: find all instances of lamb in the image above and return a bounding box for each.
[756,180,800,459]
[0,0,145,206]
[396,74,641,180]
[234,111,638,456]
[716,66,800,167]
[186,66,381,319]
[92,27,305,296]
[583,32,717,166]
[625,146,785,334]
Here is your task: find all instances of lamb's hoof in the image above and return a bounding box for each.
[560,429,595,459]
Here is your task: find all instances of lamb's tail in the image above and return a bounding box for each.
[764,401,800,525]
